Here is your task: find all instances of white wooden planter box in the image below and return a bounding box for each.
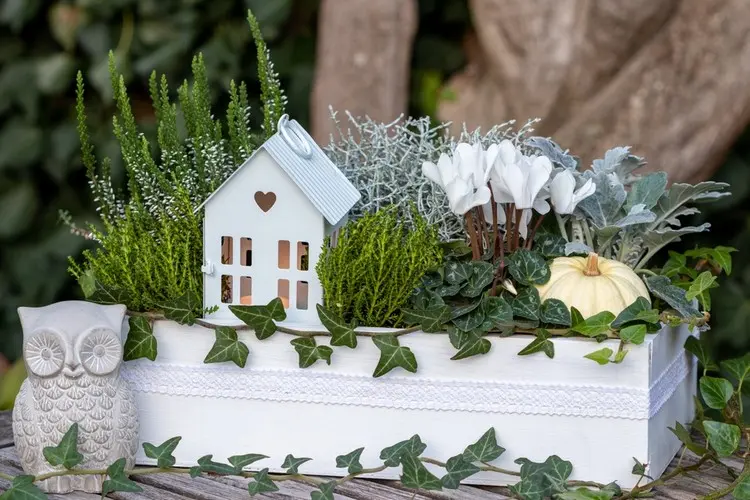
[121,320,696,489]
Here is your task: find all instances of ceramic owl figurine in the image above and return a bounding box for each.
[12,301,139,493]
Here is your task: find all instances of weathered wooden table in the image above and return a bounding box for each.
[0,411,738,499]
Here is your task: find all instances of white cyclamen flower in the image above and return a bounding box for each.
[549,170,596,214]
[422,142,492,215]
[487,140,553,211]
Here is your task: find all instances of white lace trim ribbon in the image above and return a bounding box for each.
[122,353,693,420]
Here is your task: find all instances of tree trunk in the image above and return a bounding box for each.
[438,0,750,183]
[310,0,418,145]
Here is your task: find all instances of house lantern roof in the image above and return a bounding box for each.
[196,114,361,226]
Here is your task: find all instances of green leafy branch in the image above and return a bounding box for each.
[0,422,699,500]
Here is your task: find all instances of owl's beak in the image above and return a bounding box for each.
[63,362,84,378]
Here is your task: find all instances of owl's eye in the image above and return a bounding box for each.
[24,331,65,377]
[80,329,122,375]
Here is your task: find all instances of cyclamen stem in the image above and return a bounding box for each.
[525,214,545,249]
[465,212,481,260]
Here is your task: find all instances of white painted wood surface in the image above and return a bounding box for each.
[122,321,696,489]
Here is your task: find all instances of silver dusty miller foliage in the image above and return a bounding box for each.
[324,108,538,241]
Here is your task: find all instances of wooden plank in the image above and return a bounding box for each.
[203,474,357,499]
[0,412,13,448]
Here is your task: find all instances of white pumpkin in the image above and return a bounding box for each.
[535,252,650,318]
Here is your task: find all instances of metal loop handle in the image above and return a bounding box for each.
[278,114,313,159]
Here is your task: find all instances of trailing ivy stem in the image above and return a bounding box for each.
[698,456,750,500]
[620,454,713,499]
[334,465,388,485]
[0,471,13,481]
[128,311,421,338]
[465,212,481,260]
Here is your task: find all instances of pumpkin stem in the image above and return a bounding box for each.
[584,252,601,276]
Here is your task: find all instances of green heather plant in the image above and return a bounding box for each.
[316,207,442,328]
[66,12,285,314]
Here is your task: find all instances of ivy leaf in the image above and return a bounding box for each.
[451,330,491,360]
[685,271,717,302]
[195,455,237,475]
[571,311,615,337]
[619,324,647,345]
[445,261,472,285]
[1,476,46,500]
[506,249,551,285]
[310,481,337,500]
[511,455,573,500]
[400,453,443,490]
[613,349,628,364]
[402,306,452,333]
[160,290,201,325]
[460,261,495,297]
[699,377,734,410]
[668,422,707,456]
[684,336,719,372]
[703,420,741,457]
[317,304,357,348]
[204,327,249,368]
[450,301,481,320]
[584,348,614,365]
[540,299,571,327]
[102,458,143,495]
[229,298,286,340]
[533,232,566,258]
[462,428,505,463]
[89,280,131,306]
[631,458,647,476]
[518,329,554,358]
[611,297,657,328]
[452,305,486,332]
[228,454,268,471]
[720,353,750,386]
[441,455,480,489]
[512,287,541,321]
[372,336,418,377]
[706,246,737,275]
[43,423,83,469]
[247,468,279,496]
[335,447,364,474]
[380,435,427,467]
[570,307,584,327]
[435,283,461,297]
[290,338,333,368]
[124,316,157,361]
[78,269,97,299]
[734,474,750,500]
[281,454,312,474]
[142,436,181,468]
[644,275,701,318]
[483,295,513,326]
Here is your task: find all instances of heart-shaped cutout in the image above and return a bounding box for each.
[254,191,277,212]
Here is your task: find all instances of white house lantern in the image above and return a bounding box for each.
[197,115,361,324]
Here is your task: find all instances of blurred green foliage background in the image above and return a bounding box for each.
[0,0,747,405]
